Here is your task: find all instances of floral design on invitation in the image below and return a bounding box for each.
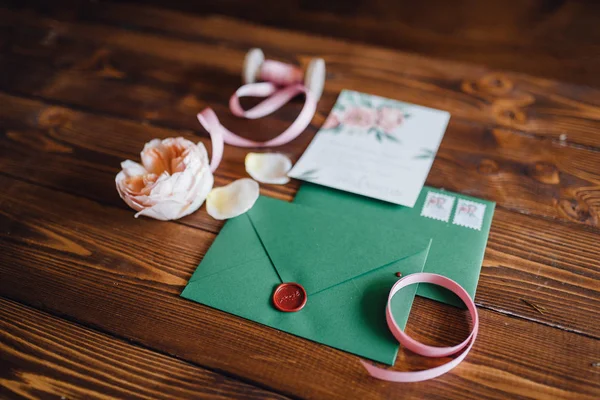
[288,90,450,207]
[320,91,411,143]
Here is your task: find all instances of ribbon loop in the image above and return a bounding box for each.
[259,60,304,86]
[198,52,322,173]
[196,108,224,173]
[362,273,479,383]
[229,83,308,120]
[198,84,316,155]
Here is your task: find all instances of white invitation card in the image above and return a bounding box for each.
[288,90,450,207]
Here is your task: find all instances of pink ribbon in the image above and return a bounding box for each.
[361,273,479,382]
[197,61,318,173]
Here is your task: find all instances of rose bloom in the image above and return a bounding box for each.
[376,107,405,133]
[116,137,213,221]
[342,107,377,127]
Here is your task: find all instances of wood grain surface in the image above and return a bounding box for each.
[1,92,599,340]
[8,0,600,89]
[1,178,599,399]
[3,6,600,149]
[0,1,599,399]
[0,298,288,400]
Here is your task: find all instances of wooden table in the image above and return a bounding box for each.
[1,2,599,399]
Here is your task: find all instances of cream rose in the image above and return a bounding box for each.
[116,137,213,221]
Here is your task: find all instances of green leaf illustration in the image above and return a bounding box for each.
[339,91,352,103]
[384,133,400,143]
[322,124,343,134]
[294,168,319,180]
[345,92,358,105]
[358,94,372,107]
[333,103,346,113]
[413,148,435,159]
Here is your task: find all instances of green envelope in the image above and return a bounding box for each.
[293,183,495,306]
[182,196,432,365]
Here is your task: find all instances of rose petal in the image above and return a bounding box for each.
[116,171,145,212]
[120,160,147,177]
[206,178,259,220]
[245,152,292,185]
[177,169,213,219]
[135,199,189,221]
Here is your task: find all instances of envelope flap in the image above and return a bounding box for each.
[247,197,431,294]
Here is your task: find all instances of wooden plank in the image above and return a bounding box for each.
[0,297,288,400]
[12,0,600,89]
[2,6,600,149]
[58,0,600,89]
[0,176,599,399]
[6,7,595,227]
[1,89,599,231]
[1,92,600,338]
[0,92,300,234]
[480,213,600,336]
[1,2,598,398]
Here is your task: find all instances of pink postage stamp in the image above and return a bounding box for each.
[453,199,486,230]
[421,191,455,222]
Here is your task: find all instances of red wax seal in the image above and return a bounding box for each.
[272,283,307,312]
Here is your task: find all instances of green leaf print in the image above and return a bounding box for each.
[294,168,319,180]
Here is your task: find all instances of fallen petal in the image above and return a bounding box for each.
[245,152,292,184]
[206,178,260,220]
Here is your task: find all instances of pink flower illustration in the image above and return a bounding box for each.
[376,107,405,133]
[342,107,377,128]
[322,113,340,129]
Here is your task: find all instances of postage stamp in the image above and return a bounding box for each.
[453,199,487,230]
[421,191,455,222]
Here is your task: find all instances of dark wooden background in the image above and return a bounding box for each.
[45,0,600,88]
[1,0,599,399]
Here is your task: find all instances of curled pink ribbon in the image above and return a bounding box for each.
[361,273,479,382]
[198,56,322,173]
